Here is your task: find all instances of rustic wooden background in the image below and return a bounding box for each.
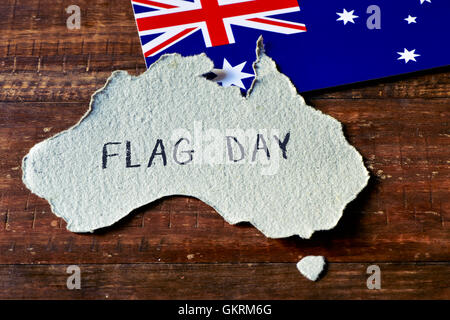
[0,0,448,299]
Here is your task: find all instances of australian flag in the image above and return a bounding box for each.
[131,0,450,92]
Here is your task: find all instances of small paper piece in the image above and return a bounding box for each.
[297,256,326,281]
[22,39,368,237]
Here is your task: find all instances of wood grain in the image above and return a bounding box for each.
[0,263,448,300]
[0,0,448,299]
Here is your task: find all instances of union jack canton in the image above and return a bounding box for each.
[132,0,306,59]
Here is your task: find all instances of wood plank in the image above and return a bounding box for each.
[0,263,448,299]
[0,99,448,264]
[0,57,448,102]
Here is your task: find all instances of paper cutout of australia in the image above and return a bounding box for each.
[22,39,369,238]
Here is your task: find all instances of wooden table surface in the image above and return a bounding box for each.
[0,0,448,300]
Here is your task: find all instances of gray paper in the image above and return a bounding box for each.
[22,39,369,238]
[297,256,326,281]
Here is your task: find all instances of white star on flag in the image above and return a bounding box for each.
[336,9,358,25]
[420,0,431,4]
[212,59,254,89]
[404,15,417,24]
[397,48,420,63]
